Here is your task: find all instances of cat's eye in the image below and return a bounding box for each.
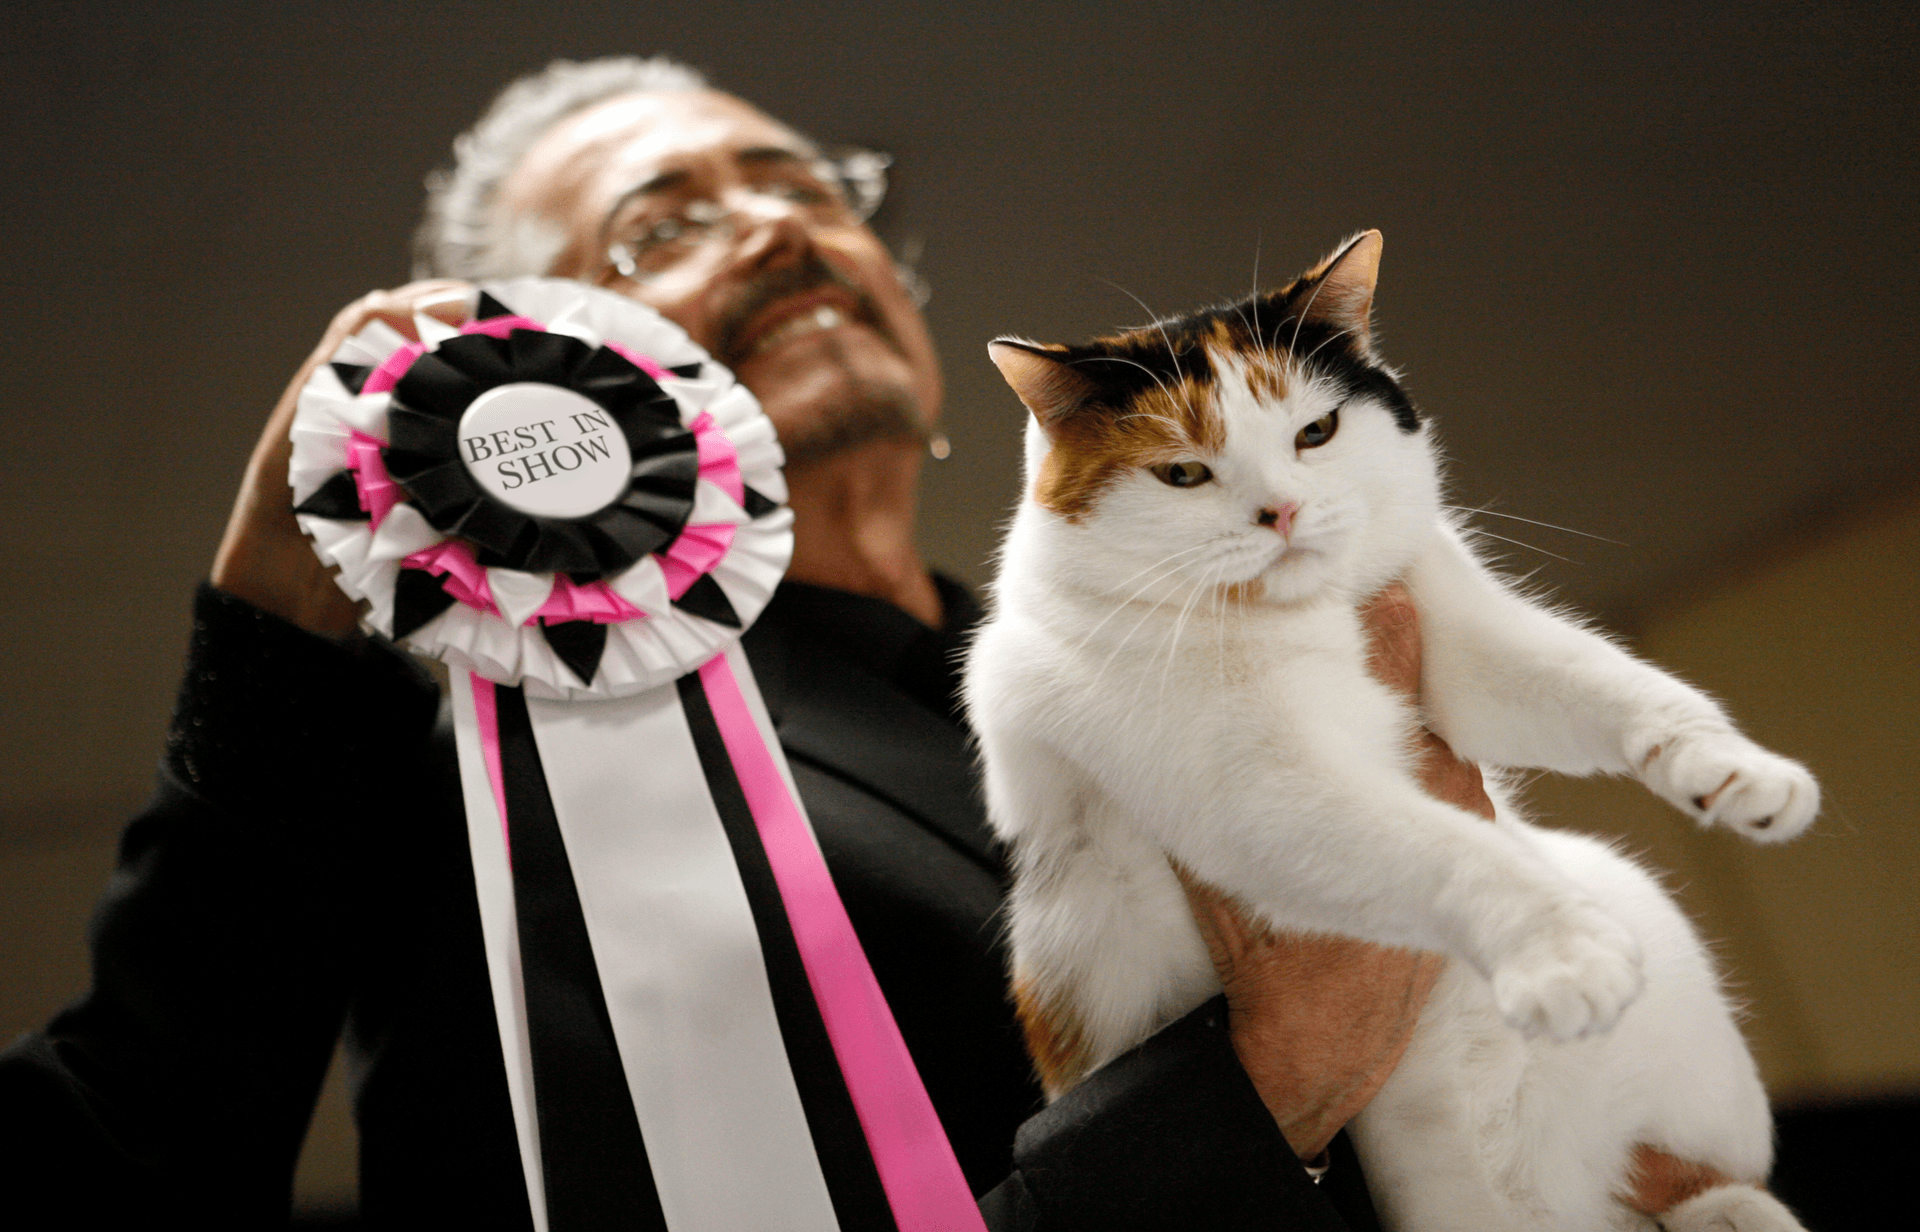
[1295,409,1340,450]
[1149,461,1214,488]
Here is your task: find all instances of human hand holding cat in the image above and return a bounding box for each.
[1176,583,1472,1162]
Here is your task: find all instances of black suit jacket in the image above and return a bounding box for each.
[0,582,1379,1231]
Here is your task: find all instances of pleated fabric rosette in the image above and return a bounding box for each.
[289,279,984,1232]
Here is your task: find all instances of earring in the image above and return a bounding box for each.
[929,433,951,460]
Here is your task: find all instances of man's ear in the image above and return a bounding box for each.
[1276,229,1383,347]
[988,339,1101,437]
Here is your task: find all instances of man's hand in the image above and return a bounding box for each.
[210,281,473,638]
[1177,583,1491,1162]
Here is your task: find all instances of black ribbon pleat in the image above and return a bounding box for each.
[676,674,900,1232]
[331,360,373,394]
[539,619,609,686]
[493,686,668,1232]
[672,573,743,629]
[390,569,459,640]
[293,471,367,520]
[742,486,780,520]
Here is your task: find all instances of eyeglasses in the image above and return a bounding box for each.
[602,146,892,283]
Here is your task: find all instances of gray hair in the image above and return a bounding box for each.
[414,55,710,280]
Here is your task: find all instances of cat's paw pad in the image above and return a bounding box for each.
[1641,733,1819,844]
[1490,907,1644,1042]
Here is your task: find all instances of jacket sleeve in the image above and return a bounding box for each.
[977,997,1382,1232]
[0,583,442,1224]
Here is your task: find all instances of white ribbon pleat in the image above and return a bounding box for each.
[451,672,843,1231]
[451,677,551,1232]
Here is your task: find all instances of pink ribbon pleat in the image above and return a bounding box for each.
[696,653,986,1232]
[362,342,427,396]
[345,430,400,528]
[691,411,745,503]
[404,540,496,613]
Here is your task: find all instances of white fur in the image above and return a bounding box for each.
[965,353,1818,1230]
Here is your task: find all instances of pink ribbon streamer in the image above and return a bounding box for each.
[470,674,511,857]
[697,653,986,1232]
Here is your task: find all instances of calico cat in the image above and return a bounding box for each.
[964,231,1817,1231]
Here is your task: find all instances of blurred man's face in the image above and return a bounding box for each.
[501,90,942,466]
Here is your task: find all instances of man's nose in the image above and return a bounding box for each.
[720,196,818,272]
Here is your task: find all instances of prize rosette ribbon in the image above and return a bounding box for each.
[290,279,984,1232]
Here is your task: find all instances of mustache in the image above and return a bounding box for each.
[711,254,901,367]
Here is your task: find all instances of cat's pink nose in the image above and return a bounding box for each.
[1256,502,1299,535]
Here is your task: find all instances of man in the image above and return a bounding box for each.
[2,57,1463,1228]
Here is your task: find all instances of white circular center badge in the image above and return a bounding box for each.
[457,383,635,519]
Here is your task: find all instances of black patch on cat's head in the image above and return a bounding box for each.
[997,233,1418,434]
[1039,325,1217,415]
[1062,289,1421,435]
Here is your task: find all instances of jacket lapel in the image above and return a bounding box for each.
[755,642,1001,875]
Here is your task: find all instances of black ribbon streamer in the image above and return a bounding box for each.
[494,684,669,1231]
[677,674,899,1230]
[487,678,904,1230]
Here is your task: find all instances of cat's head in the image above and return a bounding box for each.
[990,230,1439,606]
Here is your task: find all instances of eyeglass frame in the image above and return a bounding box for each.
[598,144,893,284]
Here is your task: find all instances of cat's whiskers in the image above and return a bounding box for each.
[1461,526,1574,563]
[1081,353,1179,407]
[1247,236,1265,344]
[1068,541,1219,654]
[1211,553,1228,684]
[1156,558,1221,701]
[1096,277,1184,379]
[1443,504,1625,545]
[1118,408,1191,437]
[1086,553,1216,696]
[1300,324,1357,370]
[1289,262,1338,353]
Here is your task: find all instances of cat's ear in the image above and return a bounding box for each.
[988,339,1102,435]
[1286,229,1383,345]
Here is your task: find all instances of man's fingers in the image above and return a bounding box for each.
[1413,729,1498,820]
[1361,582,1422,697]
[211,280,474,637]
[327,280,474,346]
[1359,582,1497,820]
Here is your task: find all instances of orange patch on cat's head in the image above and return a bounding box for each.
[1032,368,1224,521]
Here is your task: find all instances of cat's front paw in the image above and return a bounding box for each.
[1490,904,1644,1042]
[1639,730,1819,844]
